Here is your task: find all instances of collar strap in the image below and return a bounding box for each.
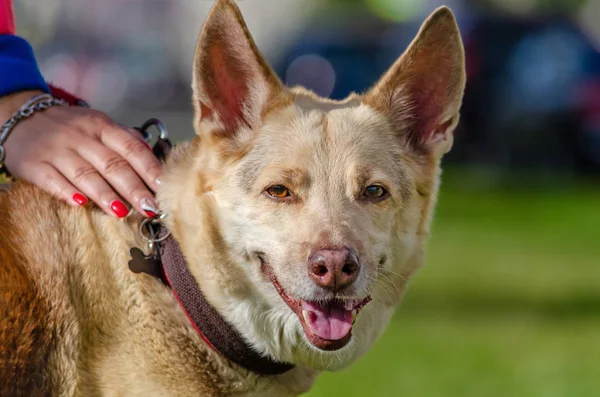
[158,231,295,376]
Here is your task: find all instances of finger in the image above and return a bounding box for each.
[24,162,89,207]
[99,124,162,191]
[74,139,159,217]
[125,126,154,152]
[52,151,131,218]
[119,124,148,143]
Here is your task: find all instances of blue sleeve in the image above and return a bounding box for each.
[0,34,49,97]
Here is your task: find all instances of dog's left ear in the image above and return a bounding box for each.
[363,7,466,156]
[192,0,289,136]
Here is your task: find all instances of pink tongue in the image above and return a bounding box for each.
[302,301,353,341]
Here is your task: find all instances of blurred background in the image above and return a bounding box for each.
[14,0,600,395]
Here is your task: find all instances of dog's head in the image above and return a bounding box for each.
[160,0,465,372]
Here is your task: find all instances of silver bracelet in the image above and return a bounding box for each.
[0,93,69,166]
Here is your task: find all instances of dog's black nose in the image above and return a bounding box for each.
[307,248,360,292]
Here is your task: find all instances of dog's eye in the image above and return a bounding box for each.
[362,185,389,202]
[266,185,291,199]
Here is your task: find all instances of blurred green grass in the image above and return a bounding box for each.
[306,169,600,397]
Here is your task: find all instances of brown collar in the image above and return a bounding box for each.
[157,232,295,376]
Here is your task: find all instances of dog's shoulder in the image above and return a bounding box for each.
[0,184,58,396]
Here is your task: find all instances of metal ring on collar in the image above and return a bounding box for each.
[139,212,171,243]
[138,118,169,143]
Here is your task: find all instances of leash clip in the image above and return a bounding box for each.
[136,118,169,143]
[128,117,173,282]
[135,117,173,163]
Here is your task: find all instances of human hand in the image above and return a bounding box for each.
[0,90,162,218]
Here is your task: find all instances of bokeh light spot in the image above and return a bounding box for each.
[81,60,129,113]
[285,54,336,98]
[364,0,422,22]
[40,54,79,94]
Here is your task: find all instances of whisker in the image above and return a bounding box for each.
[377,273,402,294]
[381,267,409,282]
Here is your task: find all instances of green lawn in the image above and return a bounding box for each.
[307,169,600,397]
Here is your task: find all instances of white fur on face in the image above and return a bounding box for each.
[198,97,427,370]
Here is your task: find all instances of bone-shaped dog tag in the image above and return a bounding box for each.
[128,247,163,279]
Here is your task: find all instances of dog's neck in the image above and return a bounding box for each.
[156,231,295,376]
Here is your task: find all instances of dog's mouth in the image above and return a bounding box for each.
[262,263,371,351]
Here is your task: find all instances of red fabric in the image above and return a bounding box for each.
[0,0,15,34]
[49,84,83,106]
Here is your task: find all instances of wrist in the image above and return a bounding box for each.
[1,93,69,178]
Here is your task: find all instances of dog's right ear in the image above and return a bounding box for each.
[192,0,289,137]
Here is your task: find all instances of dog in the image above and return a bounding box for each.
[0,0,465,395]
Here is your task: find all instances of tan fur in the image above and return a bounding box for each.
[0,0,465,395]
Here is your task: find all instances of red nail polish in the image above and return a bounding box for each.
[144,210,157,217]
[72,193,88,206]
[110,200,129,218]
[143,141,153,150]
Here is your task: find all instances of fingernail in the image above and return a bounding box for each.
[72,193,88,206]
[140,197,159,217]
[110,200,129,218]
[143,141,153,150]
